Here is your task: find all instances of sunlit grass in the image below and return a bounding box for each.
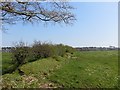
[2,50,119,88]
[48,51,118,88]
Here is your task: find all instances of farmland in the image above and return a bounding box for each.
[1,50,119,88]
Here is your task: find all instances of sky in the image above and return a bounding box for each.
[1,2,118,47]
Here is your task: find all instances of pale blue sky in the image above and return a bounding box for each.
[2,2,118,47]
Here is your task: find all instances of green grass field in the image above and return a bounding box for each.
[2,52,13,71]
[1,50,119,88]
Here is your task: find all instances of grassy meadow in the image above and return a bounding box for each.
[1,50,119,88]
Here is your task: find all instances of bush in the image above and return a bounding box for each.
[27,42,55,61]
[8,41,76,74]
[11,42,29,65]
[55,44,75,57]
[56,44,66,57]
[64,45,75,54]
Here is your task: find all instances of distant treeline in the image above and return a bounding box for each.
[75,46,119,51]
[1,47,13,52]
[1,46,119,52]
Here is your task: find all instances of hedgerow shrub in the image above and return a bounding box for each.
[9,41,76,74]
[56,44,66,57]
[64,45,75,54]
[11,42,29,66]
[54,44,75,57]
[27,41,55,62]
[11,41,75,64]
[2,42,29,75]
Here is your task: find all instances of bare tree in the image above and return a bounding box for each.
[0,1,76,27]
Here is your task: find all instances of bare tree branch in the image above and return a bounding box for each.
[0,1,76,29]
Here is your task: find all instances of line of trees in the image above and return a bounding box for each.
[2,41,75,75]
[75,46,118,51]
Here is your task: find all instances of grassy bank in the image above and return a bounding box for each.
[48,51,118,88]
[1,50,119,88]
